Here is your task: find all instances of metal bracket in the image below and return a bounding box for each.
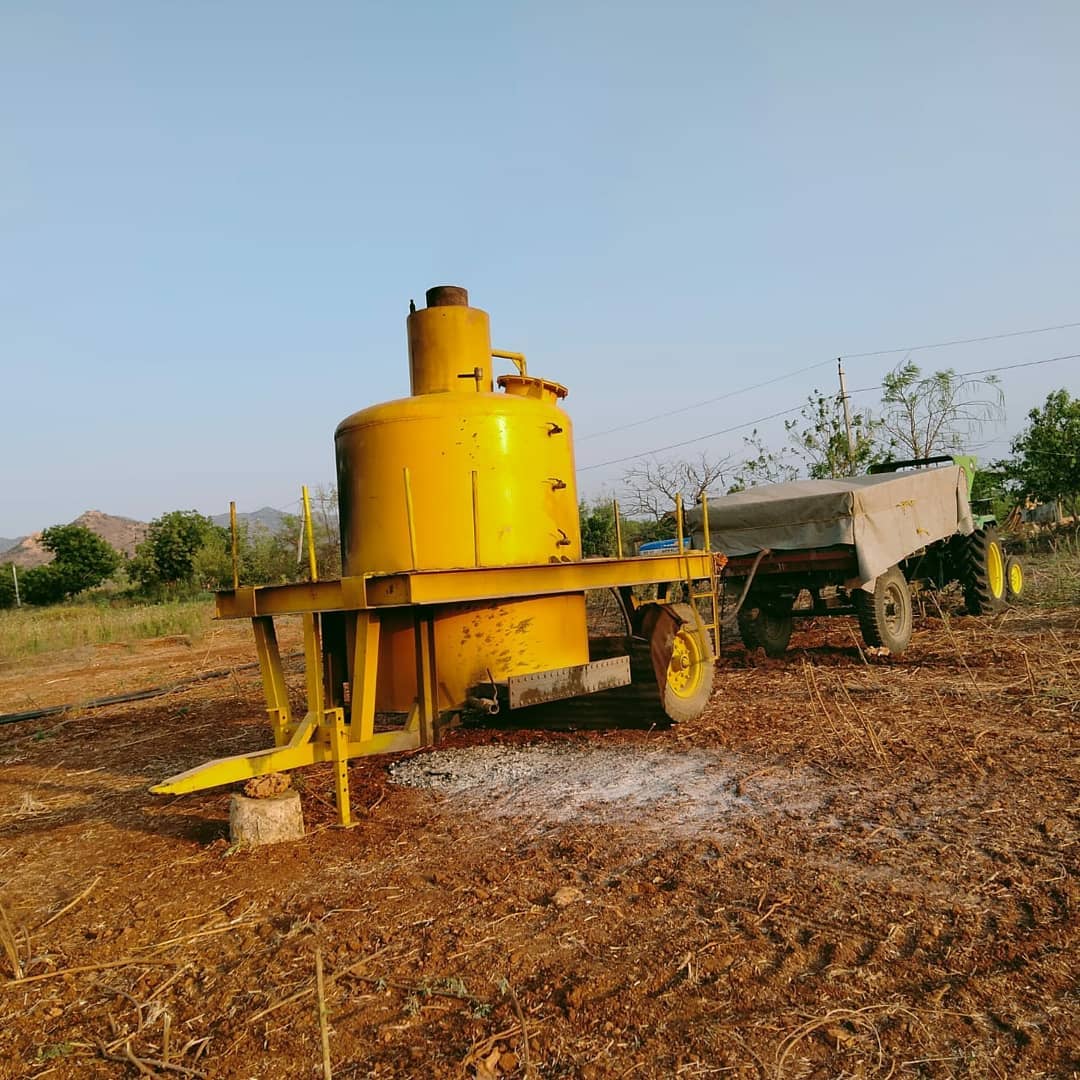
[507,656,631,709]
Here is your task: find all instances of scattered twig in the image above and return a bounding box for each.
[95,1040,208,1078]
[315,946,332,1080]
[932,689,986,777]
[0,901,23,980]
[776,1004,915,1077]
[1,957,179,988]
[246,945,390,1026]
[834,674,892,771]
[34,874,101,931]
[928,595,987,703]
[145,917,258,954]
[503,978,532,1079]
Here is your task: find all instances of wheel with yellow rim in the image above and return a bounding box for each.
[659,603,715,723]
[1005,556,1025,600]
[959,527,1007,614]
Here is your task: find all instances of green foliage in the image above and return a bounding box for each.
[624,516,673,547]
[880,362,1004,459]
[191,520,303,590]
[733,390,889,489]
[18,525,121,605]
[580,500,616,557]
[0,564,17,609]
[20,564,71,606]
[969,466,1010,523]
[1007,389,1080,520]
[130,511,226,591]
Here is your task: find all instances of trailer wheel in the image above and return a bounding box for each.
[1005,556,1025,600]
[646,603,714,723]
[737,602,793,658]
[959,527,1007,614]
[855,566,913,655]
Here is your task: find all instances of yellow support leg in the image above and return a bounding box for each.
[303,613,324,720]
[414,613,438,746]
[350,611,380,744]
[253,615,291,745]
[326,706,351,826]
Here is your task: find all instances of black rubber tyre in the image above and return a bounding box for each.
[854,565,913,655]
[959,527,1007,614]
[653,603,715,723]
[737,601,794,658]
[1005,556,1025,600]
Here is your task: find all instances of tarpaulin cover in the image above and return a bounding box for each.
[687,466,974,591]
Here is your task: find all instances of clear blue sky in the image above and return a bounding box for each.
[3,1,1078,535]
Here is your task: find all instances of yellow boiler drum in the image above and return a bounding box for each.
[334,286,590,711]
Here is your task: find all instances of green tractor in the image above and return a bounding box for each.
[869,454,1025,612]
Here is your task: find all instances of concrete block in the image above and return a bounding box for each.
[229,790,305,846]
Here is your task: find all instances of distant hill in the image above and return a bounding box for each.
[210,506,290,533]
[3,511,149,569]
[2,506,299,570]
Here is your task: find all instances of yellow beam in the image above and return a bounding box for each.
[214,553,723,619]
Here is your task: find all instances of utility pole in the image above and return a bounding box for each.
[11,564,20,608]
[837,357,856,474]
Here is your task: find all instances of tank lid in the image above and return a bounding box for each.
[425,285,469,308]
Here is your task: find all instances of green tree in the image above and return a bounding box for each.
[1006,389,1080,521]
[0,564,16,609]
[580,500,616,558]
[880,362,1004,459]
[17,525,120,605]
[130,511,226,591]
[732,390,888,489]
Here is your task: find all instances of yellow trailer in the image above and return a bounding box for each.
[153,286,725,824]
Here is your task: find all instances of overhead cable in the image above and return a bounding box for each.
[579,351,1080,473]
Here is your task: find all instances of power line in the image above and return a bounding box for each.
[578,351,1080,474]
[848,351,1080,396]
[841,319,1080,360]
[578,317,1080,445]
[578,358,834,442]
[578,403,807,473]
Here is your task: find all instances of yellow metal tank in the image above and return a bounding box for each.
[335,286,589,711]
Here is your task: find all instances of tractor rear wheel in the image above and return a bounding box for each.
[1005,556,1025,600]
[959,527,1007,614]
[737,601,794,658]
[854,565,913,655]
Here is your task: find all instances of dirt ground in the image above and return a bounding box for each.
[0,592,1077,1078]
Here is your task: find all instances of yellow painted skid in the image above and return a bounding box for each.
[151,729,421,797]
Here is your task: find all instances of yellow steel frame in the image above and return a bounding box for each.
[152,552,726,826]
